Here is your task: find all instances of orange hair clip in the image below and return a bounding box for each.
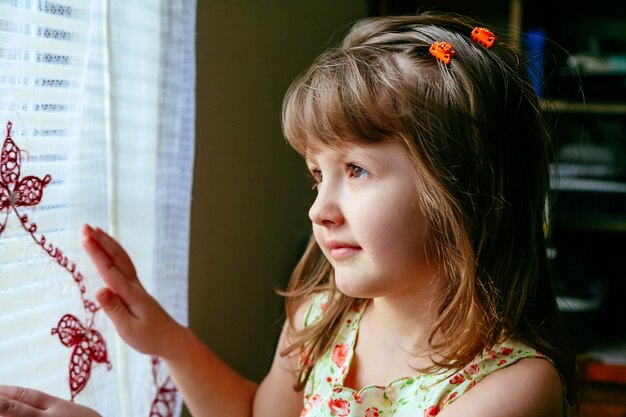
[471,27,496,48]
[429,41,455,65]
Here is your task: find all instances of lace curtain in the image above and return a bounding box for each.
[0,1,195,416]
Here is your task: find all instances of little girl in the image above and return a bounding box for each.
[0,11,576,417]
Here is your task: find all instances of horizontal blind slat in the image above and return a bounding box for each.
[0,4,88,33]
[0,32,87,59]
[0,59,84,79]
[0,87,84,103]
[37,0,91,10]
[0,113,86,128]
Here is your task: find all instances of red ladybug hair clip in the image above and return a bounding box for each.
[429,41,455,65]
[471,27,496,48]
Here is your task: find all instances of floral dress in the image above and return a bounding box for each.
[300,293,566,417]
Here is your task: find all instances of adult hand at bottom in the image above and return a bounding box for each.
[0,385,100,417]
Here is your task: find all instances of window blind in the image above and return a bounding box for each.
[0,1,194,416]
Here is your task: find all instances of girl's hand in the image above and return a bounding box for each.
[82,224,184,359]
[0,385,100,417]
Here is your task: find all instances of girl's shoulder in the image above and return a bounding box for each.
[440,349,565,417]
[441,339,563,396]
[437,339,566,417]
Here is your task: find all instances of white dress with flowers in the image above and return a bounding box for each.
[300,293,559,417]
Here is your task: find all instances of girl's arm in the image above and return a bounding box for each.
[254,319,306,417]
[82,225,255,415]
[84,225,304,417]
[0,225,304,417]
[0,320,303,417]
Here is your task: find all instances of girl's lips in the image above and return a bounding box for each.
[330,246,361,259]
[326,241,362,260]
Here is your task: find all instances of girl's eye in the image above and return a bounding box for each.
[307,169,322,190]
[348,163,369,179]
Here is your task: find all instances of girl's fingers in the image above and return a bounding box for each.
[82,236,142,304]
[82,225,137,278]
[96,287,139,323]
[94,227,137,277]
[0,398,40,416]
[0,385,102,417]
[0,385,49,409]
[0,386,48,416]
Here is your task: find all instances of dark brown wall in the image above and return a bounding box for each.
[188,3,368,414]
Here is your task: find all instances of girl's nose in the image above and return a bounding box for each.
[308,188,344,227]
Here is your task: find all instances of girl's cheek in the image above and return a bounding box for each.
[312,227,328,253]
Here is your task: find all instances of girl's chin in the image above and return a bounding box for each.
[334,275,382,299]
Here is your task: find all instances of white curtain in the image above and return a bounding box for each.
[0,1,195,416]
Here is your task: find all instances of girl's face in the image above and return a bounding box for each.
[306,140,437,299]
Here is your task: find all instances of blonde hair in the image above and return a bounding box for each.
[280,11,576,403]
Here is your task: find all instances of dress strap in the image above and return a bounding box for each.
[313,300,368,386]
[302,292,330,328]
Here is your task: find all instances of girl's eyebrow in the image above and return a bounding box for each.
[344,146,388,162]
[305,142,391,165]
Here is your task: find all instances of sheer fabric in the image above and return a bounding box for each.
[0,1,195,416]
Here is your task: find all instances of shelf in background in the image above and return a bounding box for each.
[541,99,626,115]
[551,177,626,194]
[584,362,626,385]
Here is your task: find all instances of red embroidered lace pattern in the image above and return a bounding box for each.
[1,121,176,416]
[150,356,178,417]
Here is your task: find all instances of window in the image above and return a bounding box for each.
[0,1,194,416]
